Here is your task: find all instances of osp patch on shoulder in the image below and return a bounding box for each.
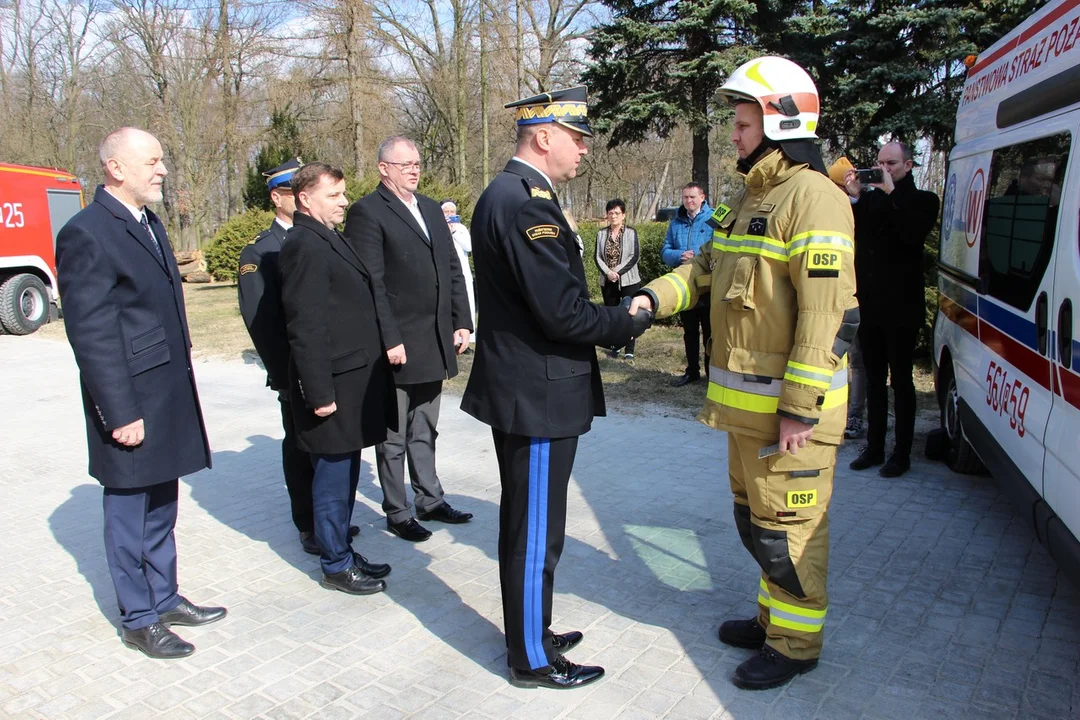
[239,263,258,276]
[525,224,560,241]
[712,203,732,224]
[530,187,553,200]
[806,250,841,278]
[747,217,768,236]
[786,489,818,508]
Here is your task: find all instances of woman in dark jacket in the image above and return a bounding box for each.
[595,199,642,359]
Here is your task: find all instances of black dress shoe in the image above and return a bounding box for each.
[387,517,432,542]
[671,372,701,388]
[509,655,604,689]
[321,564,387,595]
[718,617,766,649]
[879,453,911,478]
[552,630,584,653]
[416,503,473,524]
[158,597,227,627]
[353,552,391,579]
[733,646,818,690]
[849,446,885,471]
[302,526,360,555]
[121,622,195,659]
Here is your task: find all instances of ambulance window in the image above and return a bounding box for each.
[979,133,1070,311]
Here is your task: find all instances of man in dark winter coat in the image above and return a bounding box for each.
[844,142,940,477]
[279,162,394,596]
[56,127,225,660]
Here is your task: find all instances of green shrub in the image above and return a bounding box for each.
[204,209,275,282]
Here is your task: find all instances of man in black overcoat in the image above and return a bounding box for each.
[237,159,360,554]
[278,162,394,596]
[461,88,652,689]
[346,136,474,543]
[56,127,225,659]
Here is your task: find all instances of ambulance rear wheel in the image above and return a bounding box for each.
[0,273,49,335]
[941,367,985,475]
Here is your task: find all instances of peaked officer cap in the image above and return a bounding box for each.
[263,158,302,190]
[505,86,592,138]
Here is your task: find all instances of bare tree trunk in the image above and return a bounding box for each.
[453,0,467,184]
[218,0,240,216]
[345,0,366,176]
[515,0,523,96]
[644,158,671,222]
[480,0,490,186]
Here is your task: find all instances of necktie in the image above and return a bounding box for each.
[140,211,165,263]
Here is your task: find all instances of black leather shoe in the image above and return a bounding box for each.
[121,622,195,659]
[552,630,584,654]
[321,564,387,595]
[671,372,701,388]
[509,655,604,689]
[718,617,766,649]
[302,526,360,555]
[353,552,391,579]
[733,646,818,690]
[417,503,473,524]
[849,446,885,471]
[157,597,227,627]
[387,517,432,542]
[879,453,911,478]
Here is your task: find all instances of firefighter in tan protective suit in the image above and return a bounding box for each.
[631,57,859,690]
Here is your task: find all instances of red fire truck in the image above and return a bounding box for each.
[0,163,84,335]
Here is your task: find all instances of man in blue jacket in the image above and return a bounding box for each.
[660,182,715,387]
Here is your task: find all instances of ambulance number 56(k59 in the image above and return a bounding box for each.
[985,359,1030,438]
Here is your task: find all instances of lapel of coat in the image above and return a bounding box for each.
[93,186,171,276]
[377,182,430,246]
[295,213,369,278]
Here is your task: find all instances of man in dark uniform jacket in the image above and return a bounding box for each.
[56,127,225,659]
[278,162,394,596]
[461,88,652,689]
[237,159,359,554]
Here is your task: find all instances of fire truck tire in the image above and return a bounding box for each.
[0,273,49,335]
[940,363,986,475]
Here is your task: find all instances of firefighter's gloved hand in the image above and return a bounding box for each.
[623,296,654,338]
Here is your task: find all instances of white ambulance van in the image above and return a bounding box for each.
[935,0,1080,579]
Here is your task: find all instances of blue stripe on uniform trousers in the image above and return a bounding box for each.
[524,437,550,669]
[492,429,577,671]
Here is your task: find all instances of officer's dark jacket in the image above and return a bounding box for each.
[461,159,634,438]
[237,219,290,390]
[279,211,395,454]
[346,183,473,386]
[852,173,940,328]
[56,186,211,488]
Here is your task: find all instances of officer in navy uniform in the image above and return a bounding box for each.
[461,87,653,689]
[237,159,358,554]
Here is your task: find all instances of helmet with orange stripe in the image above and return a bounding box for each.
[717,56,820,142]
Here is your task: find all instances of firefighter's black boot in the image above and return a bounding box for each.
[718,617,767,649]
[733,646,818,690]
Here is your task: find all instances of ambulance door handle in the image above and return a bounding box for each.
[1036,292,1049,355]
[1059,298,1073,369]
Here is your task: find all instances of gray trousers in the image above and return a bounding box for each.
[848,335,866,420]
[376,380,446,523]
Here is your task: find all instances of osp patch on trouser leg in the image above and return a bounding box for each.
[730,433,836,660]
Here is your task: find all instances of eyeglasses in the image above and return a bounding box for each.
[383,161,422,172]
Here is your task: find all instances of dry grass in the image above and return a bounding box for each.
[35,282,939,424]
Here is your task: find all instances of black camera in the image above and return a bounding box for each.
[856,168,884,185]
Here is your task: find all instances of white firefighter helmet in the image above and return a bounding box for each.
[718,56,820,141]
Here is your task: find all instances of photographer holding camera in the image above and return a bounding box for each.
[843,142,939,477]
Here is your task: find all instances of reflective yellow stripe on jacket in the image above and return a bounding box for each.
[707,366,848,414]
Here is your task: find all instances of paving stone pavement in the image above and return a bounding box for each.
[2,335,1080,720]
